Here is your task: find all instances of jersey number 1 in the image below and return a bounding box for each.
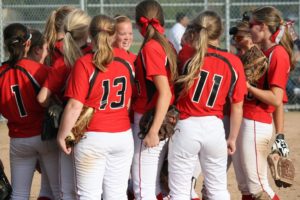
[11,85,27,117]
[192,71,223,107]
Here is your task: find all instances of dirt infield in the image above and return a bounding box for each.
[1,112,300,199]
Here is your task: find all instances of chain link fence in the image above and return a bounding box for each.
[1,0,300,108]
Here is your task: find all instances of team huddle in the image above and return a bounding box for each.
[0,0,295,200]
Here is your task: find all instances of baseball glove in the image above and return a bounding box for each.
[267,151,295,188]
[138,105,180,141]
[0,160,12,200]
[240,45,269,84]
[65,106,94,148]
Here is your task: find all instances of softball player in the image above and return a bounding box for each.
[57,14,134,200]
[27,29,53,200]
[44,6,75,65]
[131,1,178,199]
[168,10,247,200]
[37,10,91,200]
[232,7,294,200]
[0,23,60,200]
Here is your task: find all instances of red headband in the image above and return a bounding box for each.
[139,16,165,36]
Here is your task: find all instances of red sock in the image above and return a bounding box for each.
[242,195,254,200]
[272,194,280,200]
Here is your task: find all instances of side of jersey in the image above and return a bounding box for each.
[65,53,132,132]
[0,59,49,137]
[176,46,247,119]
[132,39,174,114]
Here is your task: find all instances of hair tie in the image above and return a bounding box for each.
[139,16,164,36]
[270,25,285,44]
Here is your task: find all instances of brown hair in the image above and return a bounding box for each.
[252,6,295,70]
[4,23,31,66]
[177,10,223,93]
[89,15,115,72]
[44,6,75,53]
[135,0,177,82]
[63,9,90,67]
[28,29,46,57]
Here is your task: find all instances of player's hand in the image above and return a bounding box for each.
[143,130,160,148]
[57,134,72,155]
[227,138,236,155]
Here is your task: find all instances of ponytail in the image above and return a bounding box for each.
[63,32,82,67]
[90,15,115,72]
[44,10,58,52]
[280,28,295,70]
[4,23,31,66]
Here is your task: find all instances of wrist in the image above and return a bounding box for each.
[276,133,285,140]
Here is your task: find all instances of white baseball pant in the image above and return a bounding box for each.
[10,135,60,200]
[74,130,133,200]
[168,116,230,200]
[59,150,76,199]
[232,118,276,198]
[131,112,168,200]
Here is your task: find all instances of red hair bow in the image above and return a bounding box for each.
[139,16,165,36]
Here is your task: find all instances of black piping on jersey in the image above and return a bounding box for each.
[0,65,41,94]
[206,53,237,97]
[88,56,135,99]
[139,52,161,104]
[181,53,237,99]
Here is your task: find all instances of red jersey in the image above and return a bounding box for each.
[0,59,49,138]
[65,51,133,132]
[113,47,136,66]
[43,44,93,100]
[176,46,247,119]
[243,45,290,123]
[177,44,196,75]
[132,39,175,114]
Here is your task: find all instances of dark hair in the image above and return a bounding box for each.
[4,23,31,66]
[28,29,45,56]
[176,12,187,22]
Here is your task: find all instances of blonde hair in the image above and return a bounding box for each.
[114,15,131,24]
[44,6,75,52]
[89,15,115,72]
[135,0,177,82]
[63,10,90,67]
[252,6,295,70]
[177,10,223,93]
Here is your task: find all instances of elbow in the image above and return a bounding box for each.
[37,93,48,107]
[273,99,283,108]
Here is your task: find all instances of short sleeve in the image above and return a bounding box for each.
[142,41,167,81]
[268,48,290,90]
[64,58,90,103]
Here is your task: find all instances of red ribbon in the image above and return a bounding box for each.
[139,16,165,36]
[270,25,285,44]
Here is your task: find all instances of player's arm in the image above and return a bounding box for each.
[273,103,285,134]
[37,87,52,107]
[247,83,283,107]
[143,75,172,148]
[227,100,243,155]
[57,98,83,154]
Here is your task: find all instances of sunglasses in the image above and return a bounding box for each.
[249,21,261,28]
[233,35,245,42]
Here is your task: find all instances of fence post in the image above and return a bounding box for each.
[80,0,85,11]
[225,0,230,50]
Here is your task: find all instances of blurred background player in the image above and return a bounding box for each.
[168,12,190,53]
